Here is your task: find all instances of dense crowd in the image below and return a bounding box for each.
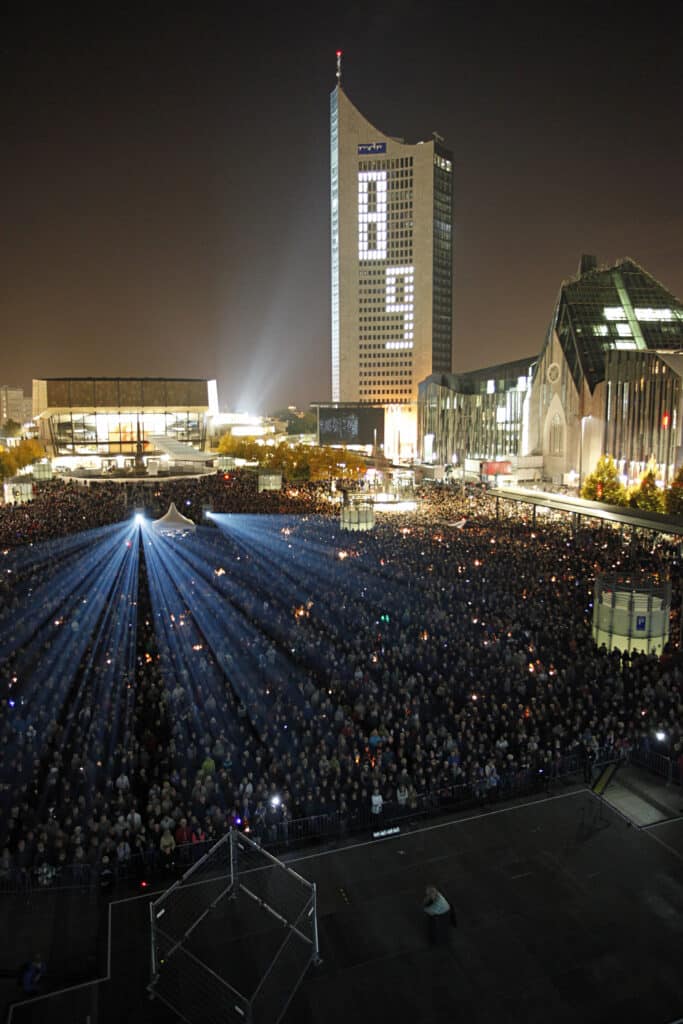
[0,474,681,889]
[0,472,333,548]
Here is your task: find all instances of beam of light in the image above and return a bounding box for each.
[141,524,291,752]
[0,519,140,821]
[208,513,407,634]
[141,526,262,754]
[0,521,140,662]
[148,513,417,743]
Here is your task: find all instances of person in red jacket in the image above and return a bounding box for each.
[174,818,192,865]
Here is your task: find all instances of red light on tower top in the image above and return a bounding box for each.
[336,50,343,85]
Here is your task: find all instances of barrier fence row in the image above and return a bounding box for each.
[1,743,678,897]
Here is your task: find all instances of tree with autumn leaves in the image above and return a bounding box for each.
[217,434,366,483]
[0,439,46,480]
[665,464,683,516]
[628,459,664,513]
[581,454,683,515]
[580,455,628,505]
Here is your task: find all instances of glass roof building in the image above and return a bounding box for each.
[419,256,683,486]
[550,255,683,394]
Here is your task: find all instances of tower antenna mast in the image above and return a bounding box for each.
[336,50,342,86]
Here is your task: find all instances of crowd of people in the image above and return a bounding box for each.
[0,472,333,548]
[0,471,681,890]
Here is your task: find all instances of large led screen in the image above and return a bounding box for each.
[318,406,384,446]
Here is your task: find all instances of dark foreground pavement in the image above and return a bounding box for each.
[4,787,683,1024]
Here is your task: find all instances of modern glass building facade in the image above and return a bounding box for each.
[33,378,213,458]
[418,358,536,465]
[418,256,683,486]
[526,257,683,484]
[603,351,682,479]
[330,83,453,409]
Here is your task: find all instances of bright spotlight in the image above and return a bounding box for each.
[655,730,666,742]
[135,513,144,525]
[270,795,281,809]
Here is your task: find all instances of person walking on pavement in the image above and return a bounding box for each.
[423,885,455,945]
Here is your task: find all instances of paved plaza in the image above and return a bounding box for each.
[4,784,683,1024]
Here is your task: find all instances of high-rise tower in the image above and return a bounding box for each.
[330,66,453,412]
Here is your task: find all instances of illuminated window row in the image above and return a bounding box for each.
[603,306,679,322]
[358,156,413,170]
[360,343,412,350]
[358,211,413,220]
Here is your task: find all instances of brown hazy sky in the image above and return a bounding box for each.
[2,2,682,412]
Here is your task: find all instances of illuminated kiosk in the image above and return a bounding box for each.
[258,472,282,493]
[151,502,196,534]
[340,500,375,532]
[593,573,671,655]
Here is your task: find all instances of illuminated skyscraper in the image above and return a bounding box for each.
[330,66,453,417]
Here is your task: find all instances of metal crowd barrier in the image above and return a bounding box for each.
[0,749,600,896]
[629,746,680,786]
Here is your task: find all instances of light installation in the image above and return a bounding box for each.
[0,511,426,829]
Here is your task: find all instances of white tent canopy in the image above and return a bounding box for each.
[151,502,197,532]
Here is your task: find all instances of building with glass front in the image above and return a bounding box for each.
[419,357,536,468]
[330,64,453,459]
[32,378,217,467]
[0,385,27,427]
[418,256,683,486]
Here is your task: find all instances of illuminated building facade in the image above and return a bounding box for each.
[0,385,27,426]
[330,65,453,457]
[419,257,683,485]
[419,357,536,467]
[33,377,216,463]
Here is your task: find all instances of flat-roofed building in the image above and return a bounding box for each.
[32,377,217,465]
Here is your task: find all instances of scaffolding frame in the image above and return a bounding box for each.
[148,828,319,1024]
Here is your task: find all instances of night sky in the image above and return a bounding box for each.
[2,3,682,413]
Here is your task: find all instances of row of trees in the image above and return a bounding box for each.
[582,455,683,515]
[216,434,367,482]
[0,439,46,480]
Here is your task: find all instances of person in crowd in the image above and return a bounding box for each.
[20,953,46,995]
[0,473,680,891]
[159,828,176,869]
